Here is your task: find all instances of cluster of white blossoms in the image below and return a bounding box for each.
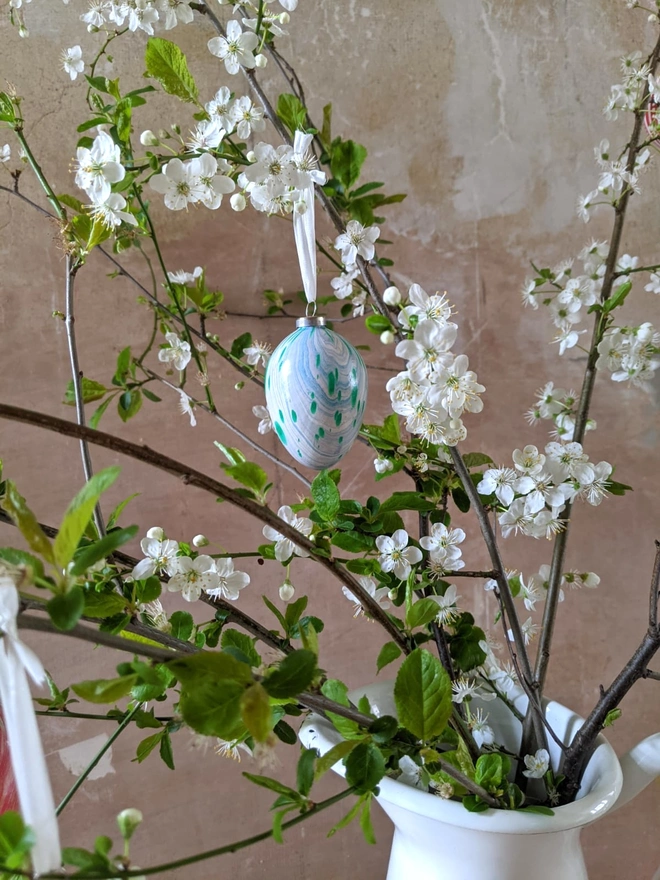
[603,51,657,121]
[74,130,138,229]
[419,522,465,577]
[524,382,596,442]
[149,154,235,211]
[477,443,613,539]
[131,527,250,603]
[77,0,195,35]
[233,140,326,215]
[383,284,484,446]
[596,322,660,390]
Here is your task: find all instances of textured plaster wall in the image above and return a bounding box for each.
[1,1,660,878]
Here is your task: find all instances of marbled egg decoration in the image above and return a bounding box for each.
[265,317,368,470]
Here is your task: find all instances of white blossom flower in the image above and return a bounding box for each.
[395,320,458,379]
[579,461,613,505]
[158,332,192,371]
[75,131,125,205]
[204,558,250,600]
[61,45,84,80]
[205,86,235,133]
[0,145,10,164]
[520,575,542,611]
[334,220,380,264]
[252,404,272,434]
[577,189,599,222]
[168,267,203,285]
[157,0,194,29]
[81,1,107,28]
[244,341,272,367]
[413,452,429,472]
[451,676,496,704]
[330,265,359,300]
[512,445,545,475]
[469,708,495,748]
[374,456,394,474]
[90,193,137,229]
[243,142,295,187]
[208,19,259,74]
[419,522,465,571]
[186,119,225,152]
[397,756,425,790]
[126,0,160,34]
[644,273,660,294]
[342,575,391,618]
[477,467,524,507]
[168,554,219,602]
[522,749,550,779]
[191,153,235,209]
[376,529,422,580]
[132,536,180,580]
[508,617,539,646]
[399,284,453,329]
[149,158,204,211]
[616,253,639,273]
[429,584,460,625]
[545,441,594,484]
[262,506,313,561]
[428,354,485,417]
[231,95,266,139]
[215,738,252,761]
[498,499,533,538]
[178,390,196,426]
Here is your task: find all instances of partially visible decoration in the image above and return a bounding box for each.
[0,580,61,875]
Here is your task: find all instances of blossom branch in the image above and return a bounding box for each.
[64,255,106,537]
[0,402,409,651]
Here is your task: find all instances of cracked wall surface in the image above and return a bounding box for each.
[1,1,660,878]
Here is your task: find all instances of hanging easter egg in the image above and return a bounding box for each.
[265,316,368,470]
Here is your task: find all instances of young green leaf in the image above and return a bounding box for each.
[145,37,199,103]
[240,683,272,743]
[2,481,55,565]
[296,747,317,797]
[263,650,317,699]
[72,674,139,704]
[47,586,85,631]
[222,629,261,667]
[394,649,452,740]
[330,139,367,191]
[406,598,441,630]
[70,525,138,577]
[63,378,107,405]
[376,641,402,673]
[344,742,385,794]
[276,93,308,135]
[53,467,121,568]
[311,470,341,521]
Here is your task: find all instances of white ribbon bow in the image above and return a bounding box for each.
[0,579,61,875]
[292,131,326,305]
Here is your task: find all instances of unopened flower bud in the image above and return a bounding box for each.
[170,123,181,134]
[388,588,398,601]
[279,11,290,23]
[380,330,394,345]
[117,808,143,841]
[383,286,401,306]
[192,534,209,548]
[146,527,164,541]
[255,53,268,68]
[279,581,295,602]
[18,24,29,38]
[246,150,256,163]
[230,192,247,212]
[140,129,160,147]
[235,381,245,390]
[157,129,169,140]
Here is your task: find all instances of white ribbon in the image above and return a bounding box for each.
[0,579,61,875]
[292,131,326,305]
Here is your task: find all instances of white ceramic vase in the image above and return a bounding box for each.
[299,680,660,880]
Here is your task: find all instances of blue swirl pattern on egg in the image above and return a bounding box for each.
[265,325,368,470]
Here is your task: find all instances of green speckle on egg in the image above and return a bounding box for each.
[310,400,317,414]
[334,412,342,427]
[328,371,335,395]
[318,426,325,438]
[275,422,286,444]
[316,353,321,367]
[351,387,358,408]
[291,410,298,423]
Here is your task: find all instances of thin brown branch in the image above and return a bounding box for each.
[649,539,660,629]
[0,402,409,652]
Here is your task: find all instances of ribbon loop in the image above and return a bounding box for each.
[0,578,61,875]
[292,131,326,305]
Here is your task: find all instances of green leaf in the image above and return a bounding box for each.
[169,650,253,686]
[330,139,368,191]
[144,37,199,103]
[47,586,85,631]
[107,492,140,529]
[451,486,471,513]
[359,794,377,844]
[462,795,489,813]
[345,742,385,794]
[231,332,253,360]
[320,679,361,739]
[70,525,138,577]
[53,467,121,568]
[0,547,45,582]
[169,610,194,641]
[222,629,261,667]
[134,731,164,764]
[243,773,302,802]
[603,280,632,313]
[314,740,357,781]
[83,591,129,619]
[603,707,622,728]
[406,598,441,630]
[64,378,108,405]
[276,93,308,135]
[240,683,272,743]
[273,719,297,744]
[327,797,363,837]
[90,396,114,430]
[475,753,509,790]
[297,747,317,797]
[521,805,555,815]
[284,595,308,629]
[393,649,452,740]
[117,388,142,422]
[462,452,494,468]
[376,641,402,673]
[159,729,175,769]
[331,531,375,552]
[364,314,392,335]
[311,470,341,521]
[1,481,55,565]
[379,492,435,513]
[72,674,139,704]
[320,102,332,149]
[263,650,317,699]
[179,678,247,740]
[0,810,35,871]
[605,479,633,496]
[222,461,270,498]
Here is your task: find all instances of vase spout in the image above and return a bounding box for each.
[615,733,660,810]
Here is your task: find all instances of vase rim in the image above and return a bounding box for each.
[299,679,623,836]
